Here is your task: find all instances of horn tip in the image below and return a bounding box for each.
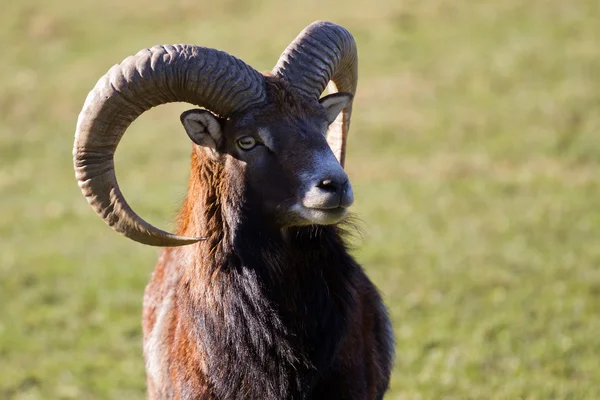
[167,236,207,247]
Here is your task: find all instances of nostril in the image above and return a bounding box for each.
[316,179,340,193]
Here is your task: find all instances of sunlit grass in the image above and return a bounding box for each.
[1,0,599,398]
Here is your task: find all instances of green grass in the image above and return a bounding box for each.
[1,0,600,398]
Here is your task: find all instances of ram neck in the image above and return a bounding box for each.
[176,225,355,399]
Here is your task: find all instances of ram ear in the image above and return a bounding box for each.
[319,92,353,124]
[180,109,224,151]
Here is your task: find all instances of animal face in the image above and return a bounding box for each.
[181,83,354,227]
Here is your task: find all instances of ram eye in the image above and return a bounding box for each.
[237,136,258,151]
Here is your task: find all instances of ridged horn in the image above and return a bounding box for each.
[272,21,358,167]
[74,45,266,247]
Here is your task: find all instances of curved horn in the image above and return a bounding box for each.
[74,45,266,247]
[272,21,358,167]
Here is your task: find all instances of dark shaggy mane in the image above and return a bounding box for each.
[177,213,363,399]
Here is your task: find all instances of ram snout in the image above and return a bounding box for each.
[291,147,354,226]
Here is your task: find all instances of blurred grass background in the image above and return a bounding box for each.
[1,0,599,398]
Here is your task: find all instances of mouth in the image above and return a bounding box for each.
[289,204,349,226]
